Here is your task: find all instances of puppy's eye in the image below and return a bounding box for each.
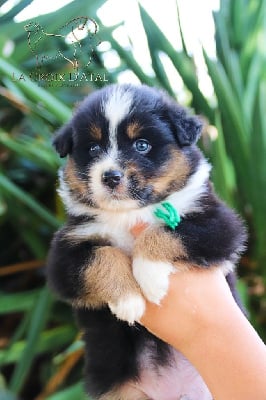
[89,143,102,157]
[133,139,151,154]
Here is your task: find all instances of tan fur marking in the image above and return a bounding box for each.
[125,162,147,187]
[127,122,142,139]
[172,260,222,272]
[99,383,149,400]
[64,159,88,197]
[135,229,221,271]
[133,226,187,263]
[89,124,102,140]
[133,227,210,273]
[76,246,142,309]
[150,149,190,195]
[172,259,196,271]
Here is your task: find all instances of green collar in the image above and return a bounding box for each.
[153,202,181,230]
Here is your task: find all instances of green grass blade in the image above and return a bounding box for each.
[0,0,33,23]
[150,51,175,95]
[108,38,156,87]
[138,4,214,120]
[249,81,266,265]
[0,58,71,124]
[243,53,263,125]
[0,325,76,366]
[209,112,236,207]
[19,227,48,258]
[0,130,59,173]
[0,290,41,314]
[9,287,53,392]
[203,51,249,162]
[46,382,88,400]
[236,279,249,311]
[0,1,10,8]
[0,174,60,228]
[176,1,189,57]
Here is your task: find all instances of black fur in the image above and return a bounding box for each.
[53,123,73,157]
[176,191,246,266]
[47,84,247,399]
[48,223,110,302]
[77,307,171,398]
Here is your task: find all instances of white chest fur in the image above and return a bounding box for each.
[64,160,211,253]
[69,206,157,253]
[90,157,232,277]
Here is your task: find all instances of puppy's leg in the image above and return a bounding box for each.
[83,246,145,324]
[133,227,188,305]
[47,228,145,324]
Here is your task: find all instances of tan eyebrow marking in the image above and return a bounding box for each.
[126,122,142,139]
[89,124,102,140]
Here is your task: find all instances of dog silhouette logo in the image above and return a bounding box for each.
[24,16,101,71]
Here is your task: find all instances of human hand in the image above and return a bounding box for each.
[140,267,266,400]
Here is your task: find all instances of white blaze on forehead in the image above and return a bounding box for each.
[103,86,133,153]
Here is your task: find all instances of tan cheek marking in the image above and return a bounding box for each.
[64,159,88,197]
[75,246,141,309]
[89,124,102,141]
[134,226,188,263]
[150,149,190,195]
[127,122,142,139]
[125,162,147,187]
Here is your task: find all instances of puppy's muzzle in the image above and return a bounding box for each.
[102,170,124,189]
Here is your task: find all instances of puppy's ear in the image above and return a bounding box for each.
[165,105,202,147]
[53,123,73,158]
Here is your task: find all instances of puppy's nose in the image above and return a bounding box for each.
[102,170,124,189]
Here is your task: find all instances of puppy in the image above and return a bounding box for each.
[47,84,247,400]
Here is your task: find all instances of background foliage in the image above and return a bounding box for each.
[0,0,265,398]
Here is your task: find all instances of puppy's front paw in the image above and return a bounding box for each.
[133,257,175,305]
[108,294,146,325]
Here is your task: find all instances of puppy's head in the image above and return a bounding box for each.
[54,84,202,213]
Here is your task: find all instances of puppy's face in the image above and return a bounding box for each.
[54,84,202,212]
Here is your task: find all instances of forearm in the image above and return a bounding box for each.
[140,268,266,400]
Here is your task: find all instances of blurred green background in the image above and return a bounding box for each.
[0,0,265,399]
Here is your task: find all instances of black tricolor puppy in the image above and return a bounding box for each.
[47,84,247,400]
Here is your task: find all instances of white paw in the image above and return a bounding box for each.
[133,257,175,305]
[108,294,146,325]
